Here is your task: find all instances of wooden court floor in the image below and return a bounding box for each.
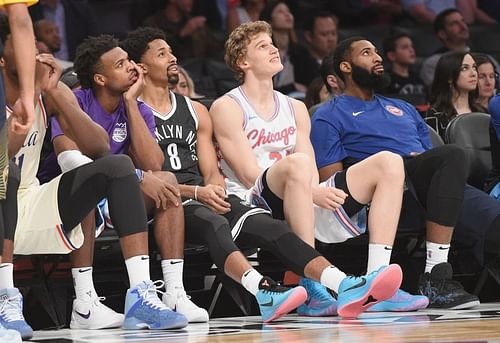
[31,303,500,343]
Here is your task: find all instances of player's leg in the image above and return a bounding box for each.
[337,152,428,312]
[0,163,31,340]
[57,155,187,330]
[238,212,402,318]
[184,199,307,322]
[260,152,316,246]
[142,171,208,323]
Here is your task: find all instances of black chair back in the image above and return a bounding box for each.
[445,112,492,188]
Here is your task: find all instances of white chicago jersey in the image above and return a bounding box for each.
[219,86,297,198]
[7,95,47,191]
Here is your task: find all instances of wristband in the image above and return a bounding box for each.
[194,185,199,200]
[135,169,144,183]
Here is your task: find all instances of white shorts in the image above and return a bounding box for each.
[314,174,367,244]
[13,175,84,255]
[247,170,367,244]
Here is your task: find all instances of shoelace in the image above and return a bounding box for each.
[0,294,24,321]
[139,281,168,310]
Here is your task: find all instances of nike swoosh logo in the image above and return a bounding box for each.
[343,278,367,292]
[384,247,392,251]
[260,298,274,307]
[78,268,92,273]
[76,310,91,319]
[438,246,450,250]
[170,260,183,264]
[352,111,364,116]
[141,256,149,260]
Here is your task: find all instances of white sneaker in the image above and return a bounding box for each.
[70,295,124,329]
[163,291,209,323]
[0,323,21,343]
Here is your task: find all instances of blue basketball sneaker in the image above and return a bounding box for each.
[123,280,188,330]
[0,288,33,340]
[256,277,307,323]
[297,278,337,316]
[337,264,402,318]
[0,323,21,343]
[367,289,429,312]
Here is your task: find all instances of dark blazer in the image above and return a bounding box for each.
[30,0,99,60]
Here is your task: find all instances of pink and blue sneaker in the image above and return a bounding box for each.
[337,264,402,318]
[367,289,429,312]
[297,278,337,316]
[256,277,307,323]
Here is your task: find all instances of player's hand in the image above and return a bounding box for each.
[141,170,181,209]
[9,96,35,135]
[123,60,145,102]
[35,53,62,92]
[312,186,348,210]
[197,184,231,214]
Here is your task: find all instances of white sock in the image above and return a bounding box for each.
[0,263,13,289]
[320,265,347,294]
[240,268,263,296]
[425,241,450,273]
[161,259,185,295]
[72,267,97,300]
[125,255,151,288]
[367,243,392,273]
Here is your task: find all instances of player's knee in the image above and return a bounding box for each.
[155,171,178,185]
[98,154,135,178]
[282,153,312,182]
[376,151,405,183]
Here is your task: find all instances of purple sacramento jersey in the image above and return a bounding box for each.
[51,88,156,154]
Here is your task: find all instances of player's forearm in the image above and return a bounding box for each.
[7,119,28,159]
[46,86,110,158]
[7,4,36,103]
[125,101,164,170]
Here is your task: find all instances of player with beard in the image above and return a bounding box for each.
[209,21,418,318]
[310,37,480,310]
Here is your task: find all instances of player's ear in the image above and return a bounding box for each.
[93,73,105,87]
[136,62,147,74]
[340,61,351,74]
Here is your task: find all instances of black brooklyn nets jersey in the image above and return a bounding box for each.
[150,92,203,185]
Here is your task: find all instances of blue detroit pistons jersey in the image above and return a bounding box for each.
[311,94,432,168]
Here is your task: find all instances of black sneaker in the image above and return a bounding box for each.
[418,262,480,309]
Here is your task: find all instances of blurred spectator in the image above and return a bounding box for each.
[326,0,402,26]
[308,53,344,116]
[304,77,329,110]
[261,0,311,97]
[426,51,481,137]
[485,93,500,197]
[33,18,72,69]
[29,0,99,61]
[143,0,221,61]
[382,32,427,99]
[227,0,266,34]
[473,53,497,111]
[171,65,202,98]
[304,12,338,63]
[456,0,497,25]
[401,0,456,24]
[420,8,469,88]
